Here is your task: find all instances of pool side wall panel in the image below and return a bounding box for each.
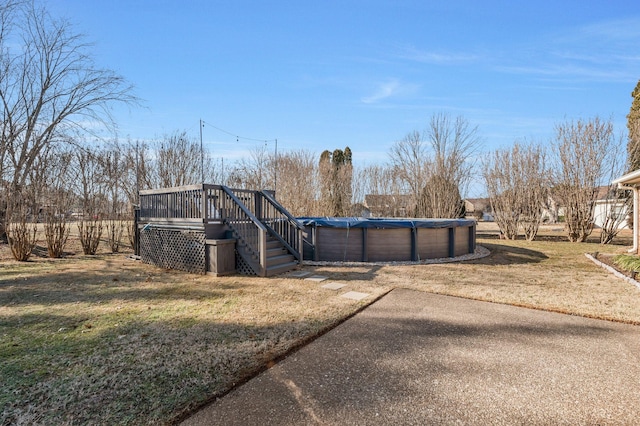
[316,227,364,262]
[454,226,470,256]
[416,228,450,259]
[367,228,412,262]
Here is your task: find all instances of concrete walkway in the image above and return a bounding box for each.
[182,289,640,425]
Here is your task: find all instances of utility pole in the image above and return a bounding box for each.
[200,119,204,183]
[274,138,278,194]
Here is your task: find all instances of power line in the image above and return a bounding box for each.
[199,119,279,192]
[201,120,276,144]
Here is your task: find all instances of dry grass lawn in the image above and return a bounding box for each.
[1,223,640,425]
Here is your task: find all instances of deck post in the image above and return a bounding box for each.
[362,228,368,262]
[313,225,319,261]
[298,228,304,261]
[448,227,456,258]
[259,229,268,276]
[468,224,476,253]
[411,227,418,261]
[200,184,207,221]
[134,206,140,256]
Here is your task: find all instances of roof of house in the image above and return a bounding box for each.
[364,194,412,207]
[613,169,640,187]
[464,198,489,205]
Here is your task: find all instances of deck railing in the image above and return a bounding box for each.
[258,190,304,261]
[139,184,223,223]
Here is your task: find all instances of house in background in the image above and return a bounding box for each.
[592,185,631,230]
[363,194,412,217]
[613,170,640,254]
[464,198,492,221]
[363,194,495,220]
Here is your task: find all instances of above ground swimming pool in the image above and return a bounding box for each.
[299,217,476,262]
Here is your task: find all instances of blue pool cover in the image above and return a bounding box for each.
[298,217,475,229]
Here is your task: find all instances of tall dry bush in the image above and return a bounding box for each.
[103,146,127,253]
[5,194,37,261]
[106,217,125,253]
[74,146,105,255]
[43,201,70,258]
[598,133,632,244]
[484,142,547,240]
[389,131,428,216]
[78,216,103,255]
[42,149,74,258]
[553,117,616,242]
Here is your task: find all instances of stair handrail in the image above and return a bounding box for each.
[221,185,268,275]
[259,190,305,261]
[259,190,305,230]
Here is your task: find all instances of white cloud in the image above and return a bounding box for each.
[361,79,420,104]
[572,18,640,43]
[495,63,635,82]
[396,45,480,65]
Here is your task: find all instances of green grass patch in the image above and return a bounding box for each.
[613,254,640,273]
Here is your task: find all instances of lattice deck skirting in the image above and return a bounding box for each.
[140,227,206,274]
[235,251,257,275]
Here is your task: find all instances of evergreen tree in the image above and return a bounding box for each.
[318,147,353,216]
[627,80,640,171]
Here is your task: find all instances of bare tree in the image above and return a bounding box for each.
[5,142,55,260]
[271,150,318,216]
[420,174,465,218]
[151,131,203,188]
[0,1,135,239]
[423,113,481,218]
[357,164,407,217]
[518,145,547,241]
[227,144,272,190]
[390,113,481,218]
[598,187,632,245]
[389,131,428,215]
[552,117,617,242]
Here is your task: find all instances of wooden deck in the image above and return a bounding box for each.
[138,184,303,276]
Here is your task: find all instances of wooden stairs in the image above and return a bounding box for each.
[228,227,300,277]
[220,186,305,277]
[264,237,298,276]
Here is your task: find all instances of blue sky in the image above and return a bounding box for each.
[50,1,640,175]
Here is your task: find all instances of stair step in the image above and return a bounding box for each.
[266,247,287,257]
[267,253,295,267]
[265,261,299,277]
[266,240,282,249]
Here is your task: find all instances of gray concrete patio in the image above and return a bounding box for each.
[182,289,640,425]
